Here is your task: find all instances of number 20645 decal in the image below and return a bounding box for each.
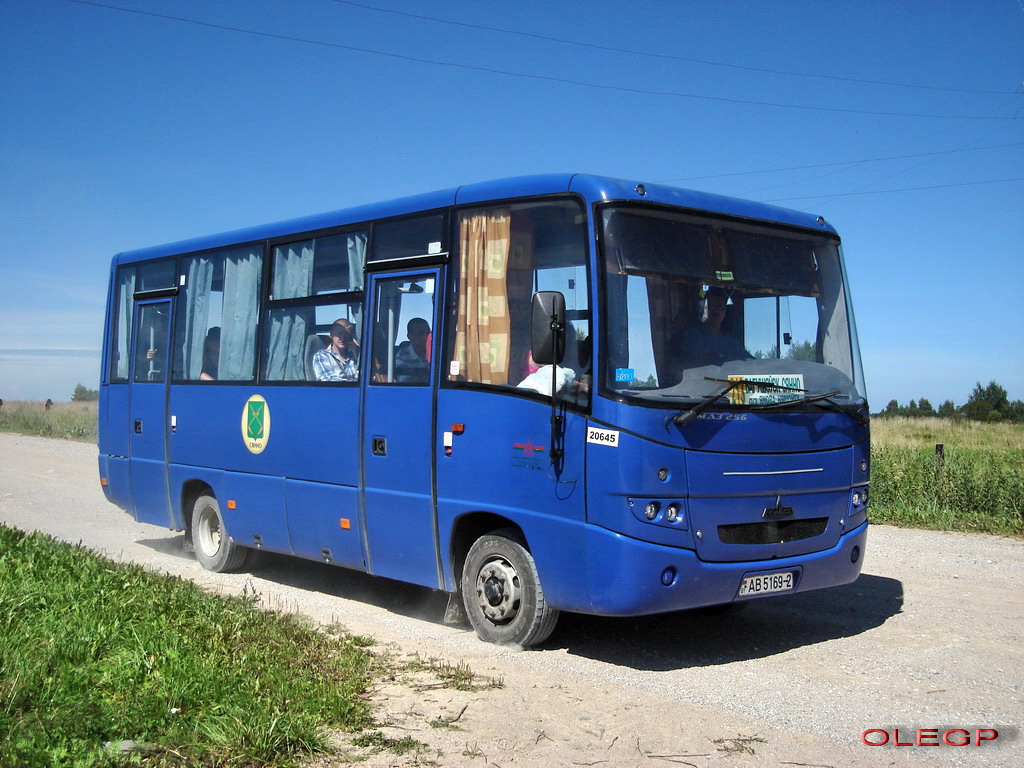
[587,427,620,447]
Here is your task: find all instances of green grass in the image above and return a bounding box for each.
[0,525,373,767]
[0,400,98,442]
[402,654,503,692]
[871,416,1024,451]
[351,730,426,756]
[870,418,1024,536]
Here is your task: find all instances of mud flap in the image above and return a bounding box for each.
[443,592,468,625]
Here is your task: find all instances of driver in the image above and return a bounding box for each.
[675,286,752,368]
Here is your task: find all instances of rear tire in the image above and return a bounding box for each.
[191,494,249,573]
[461,529,559,647]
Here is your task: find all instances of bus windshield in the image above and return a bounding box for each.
[600,205,866,408]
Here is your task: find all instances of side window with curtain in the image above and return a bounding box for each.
[446,200,590,405]
[263,230,367,383]
[175,245,263,382]
[109,266,136,383]
[108,260,177,384]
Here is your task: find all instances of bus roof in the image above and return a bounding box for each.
[113,173,837,264]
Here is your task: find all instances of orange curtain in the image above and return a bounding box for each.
[453,209,512,385]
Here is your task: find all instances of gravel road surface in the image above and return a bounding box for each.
[1,433,1020,768]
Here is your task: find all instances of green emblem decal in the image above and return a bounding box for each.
[247,401,264,439]
[241,395,270,454]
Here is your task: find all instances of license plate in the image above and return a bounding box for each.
[739,571,795,597]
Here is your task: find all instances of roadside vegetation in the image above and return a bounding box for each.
[869,417,1023,536]
[0,525,374,767]
[0,399,98,442]
[868,376,1022,537]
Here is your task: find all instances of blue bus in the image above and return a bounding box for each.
[98,174,869,647]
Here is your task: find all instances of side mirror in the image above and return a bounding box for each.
[531,291,566,365]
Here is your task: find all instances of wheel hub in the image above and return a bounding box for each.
[197,507,222,557]
[475,557,521,624]
[483,576,504,606]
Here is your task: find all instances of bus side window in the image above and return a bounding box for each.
[370,277,435,385]
[133,304,169,383]
[175,246,262,382]
[262,231,367,383]
[447,201,590,404]
[109,266,136,383]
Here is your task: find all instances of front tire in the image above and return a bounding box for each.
[191,494,249,573]
[461,529,559,647]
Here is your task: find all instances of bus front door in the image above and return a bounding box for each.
[127,300,174,527]
[361,270,442,589]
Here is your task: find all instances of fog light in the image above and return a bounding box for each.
[851,545,861,564]
[644,501,661,520]
[665,503,681,523]
[660,567,676,586]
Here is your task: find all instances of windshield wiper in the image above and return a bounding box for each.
[666,377,804,428]
[749,391,870,426]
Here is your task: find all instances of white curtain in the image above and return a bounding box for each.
[113,269,136,381]
[220,246,263,380]
[265,242,314,380]
[180,257,214,380]
[347,231,367,291]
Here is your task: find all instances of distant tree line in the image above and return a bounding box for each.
[71,383,99,402]
[876,380,1024,422]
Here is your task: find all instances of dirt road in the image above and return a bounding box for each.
[1,433,1020,767]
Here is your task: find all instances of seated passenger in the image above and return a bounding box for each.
[394,318,430,383]
[313,319,359,382]
[675,287,751,368]
[199,327,220,381]
[517,352,577,396]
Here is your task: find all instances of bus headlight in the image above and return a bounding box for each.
[851,488,868,511]
[644,501,661,520]
[665,503,681,523]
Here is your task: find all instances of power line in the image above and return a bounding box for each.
[735,99,1024,198]
[67,0,1022,121]
[656,142,1024,182]
[328,0,1021,96]
[761,177,1024,202]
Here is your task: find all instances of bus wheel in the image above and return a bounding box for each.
[191,494,249,573]
[461,529,559,647]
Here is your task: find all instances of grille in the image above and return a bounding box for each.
[718,517,828,546]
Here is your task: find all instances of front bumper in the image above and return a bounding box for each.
[575,519,868,616]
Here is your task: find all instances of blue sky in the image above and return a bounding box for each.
[1,0,1021,406]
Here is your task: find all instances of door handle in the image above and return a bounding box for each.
[134,420,143,434]
[372,436,387,456]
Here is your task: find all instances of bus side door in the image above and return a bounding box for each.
[361,270,442,588]
[127,299,174,527]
